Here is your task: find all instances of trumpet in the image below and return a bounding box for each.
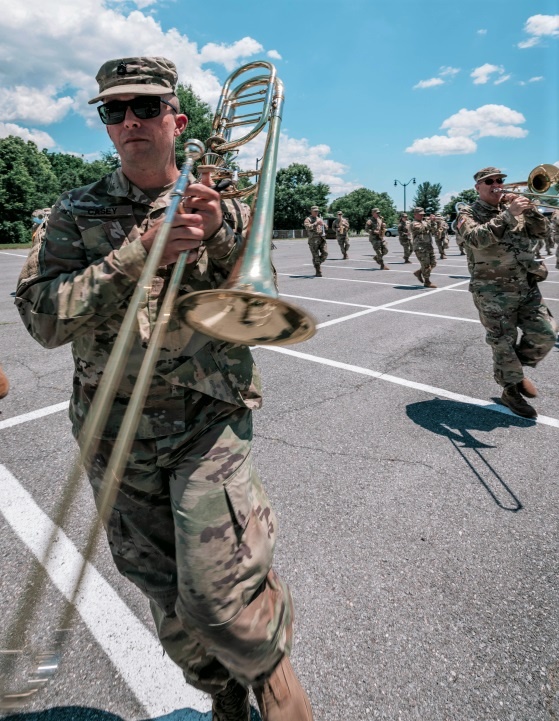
[0,62,314,709]
[493,163,559,210]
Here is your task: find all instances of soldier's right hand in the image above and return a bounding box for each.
[140,212,203,266]
[507,196,534,217]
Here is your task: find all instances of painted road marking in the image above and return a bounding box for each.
[0,464,210,718]
[257,348,559,430]
[0,402,69,431]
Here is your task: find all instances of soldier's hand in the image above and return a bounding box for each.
[140,211,204,266]
[508,196,534,217]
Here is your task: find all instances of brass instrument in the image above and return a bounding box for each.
[178,61,316,346]
[493,163,559,210]
[0,62,314,709]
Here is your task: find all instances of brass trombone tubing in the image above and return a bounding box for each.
[0,139,204,710]
[493,189,559,210]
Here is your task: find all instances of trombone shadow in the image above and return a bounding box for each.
[405,398,536,512]
[1,706,262,720]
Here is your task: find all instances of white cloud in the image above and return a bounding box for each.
[0,122,56,148]
[441,105,527,139]
[477,29,487,35]
[518,14,559,48]
[0,86,74,124]
[236,131,359,196]
[414,77,445,89]
[494,74,511,85]
[470,63,506,84]
[406,104,528,156]
[529,76,544,82]
[267,50,282,60]
[405,136,477,156]
[440,190,459,207]
[439,66,460,77]
[199,37,264,72]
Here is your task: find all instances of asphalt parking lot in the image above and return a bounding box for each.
[1,235,558,721]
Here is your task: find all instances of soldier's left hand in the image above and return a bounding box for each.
[180,183,223,240]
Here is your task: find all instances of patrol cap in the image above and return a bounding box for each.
[473,166,507,183]
[413,206,425,213]
[337,211,342,215]
[311,205,319,211]
[401,213,408,218]
[371,207,380,213]
[88,57,178,104]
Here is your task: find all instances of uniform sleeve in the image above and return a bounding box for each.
[15,196,147,349]
[524,209,547,238]
[303,216,313,231]
[457,207,518,249]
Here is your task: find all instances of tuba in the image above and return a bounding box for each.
[0,62,314,710]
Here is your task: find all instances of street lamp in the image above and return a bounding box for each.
[394,177,416,214]
[256,156,263,171]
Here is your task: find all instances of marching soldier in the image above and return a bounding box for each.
[365,207,389,269]
[304,205,327,276]
[31,208,51,246]
[456,166,557,418]
[397,213,413,263]
[333,210,350,259]
[436,214,449,258]
[410,207,437,288]
[552,209,559,269]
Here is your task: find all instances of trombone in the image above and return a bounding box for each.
[493,163,559,210]
[0,61,315,709]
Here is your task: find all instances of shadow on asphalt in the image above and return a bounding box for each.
[1,706,261,721]
[406,398,536,512]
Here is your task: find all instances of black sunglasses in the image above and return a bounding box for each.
[98,96,177,125]
[483,177,504,186]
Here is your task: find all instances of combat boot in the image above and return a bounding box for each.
[423,281,437,288]
[413,269,424,283]
[381,263,390,270]
[500,385,537,418]
[460,249,465,255]
[0,367,9,399]
[212,679,250,721]
[254,656,313,721]
[441,253,447,259]
[314,263,322,277]
[404,258,412,263]
[517,377,538,398]
[343,253,348,259]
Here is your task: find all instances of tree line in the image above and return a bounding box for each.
[0,82,455,243]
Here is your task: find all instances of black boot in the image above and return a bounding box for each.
[500,386,537,418]
[314,263,322,277]
[212,679,250,721]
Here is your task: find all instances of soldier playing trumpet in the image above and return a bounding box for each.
[333,210,350,259]
[304,205,327,276]
[456,166,557,419]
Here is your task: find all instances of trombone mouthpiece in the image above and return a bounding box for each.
[184,139,205,161]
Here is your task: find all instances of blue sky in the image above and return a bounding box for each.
[1,0,557,208]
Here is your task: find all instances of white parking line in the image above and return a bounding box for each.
[0,251,28,258]
[0,401,69,431]
[258,348,559,430]
[0,464,210,717]
[281,293,480,324]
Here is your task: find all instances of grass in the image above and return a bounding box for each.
[0,243,32,250]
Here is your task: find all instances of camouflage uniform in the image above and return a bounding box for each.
[31,207,51,246]
[410,217,436,284]
[434,216,448,258]
[535,216,555,256]
[397,217,413,262]
[304,213,327,270]
[552,210,559,269]
[333,213,350,258]
[365,213,387,267]
[15,168,293,693]
[457,198,557,388]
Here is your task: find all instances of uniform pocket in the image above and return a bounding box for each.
[224,454,253,531]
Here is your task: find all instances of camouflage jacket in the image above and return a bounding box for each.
[304,215,325,238]
[397,219,411,240]
[365,216,386,239]
[410,219,433,248]
[456,198,547,292]
[333,217,349,237]
[15,169,262,440]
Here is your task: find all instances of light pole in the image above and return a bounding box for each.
[394,177,416,214]
[256,156,263,171]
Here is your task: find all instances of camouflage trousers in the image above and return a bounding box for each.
[399,238,413,261]
[337,235,350,255]
[413,244,436,282]
[472,285,557,387]
[536,237,555,256]
[435,236,449,255]
[369,236,388,265]
[308,236,328,266]
[85,395,293,693]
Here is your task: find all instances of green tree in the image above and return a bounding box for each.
[273,163,329,229]
[330,188,398,232]
[411,181,442,215]
[0,136,59,243]
[174,83,214,168]
[442,188,478,218]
